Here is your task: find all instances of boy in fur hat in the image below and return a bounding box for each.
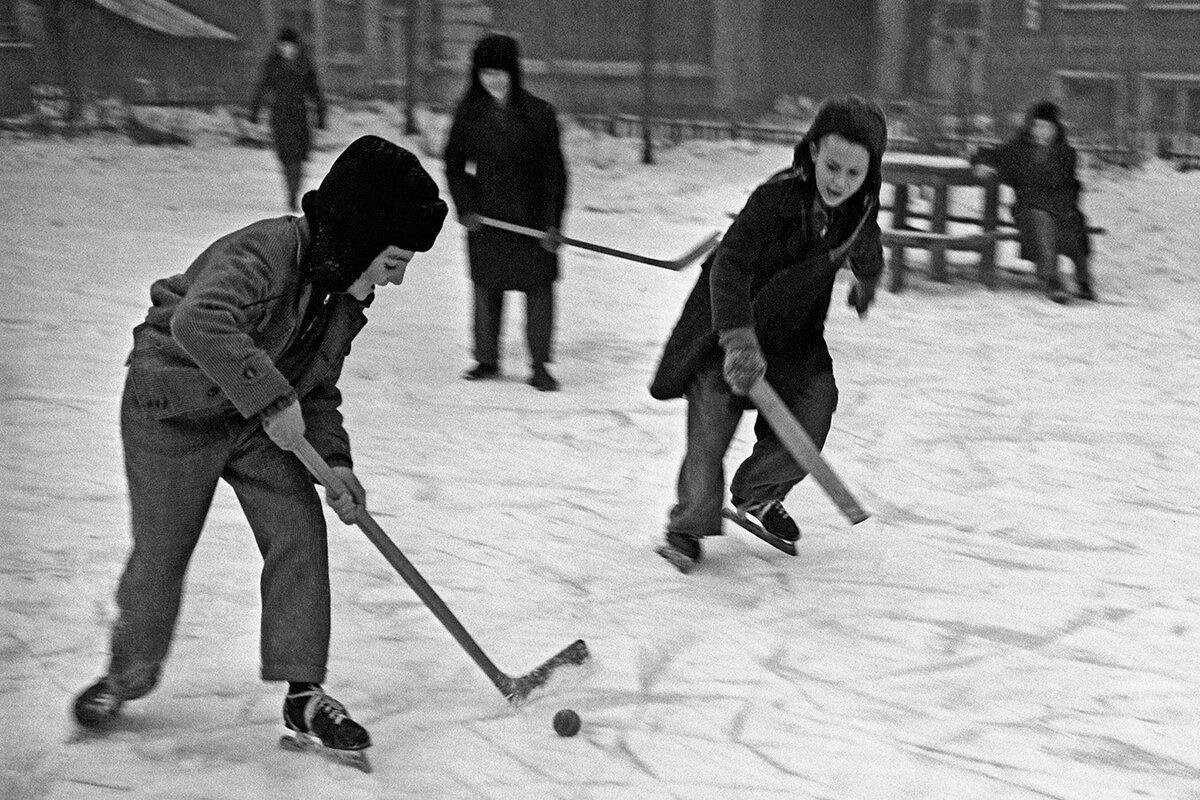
[71,136,447,762]
[650,96,888,571]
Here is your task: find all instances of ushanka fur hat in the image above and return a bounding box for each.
[301,135,447,292]
[803,95,889,163]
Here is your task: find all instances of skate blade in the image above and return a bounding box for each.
[656,544,698,574]
[279,729,372,773]
[721,507,798,556]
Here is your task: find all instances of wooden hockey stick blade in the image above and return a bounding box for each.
[497,639,591,703]
[747,379,870,525]
[478,215,719,270]
[289,438,590,703]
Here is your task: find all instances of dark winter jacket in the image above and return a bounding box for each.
[971,121,1090,262]
[125,216,366,468]
[443,47,568,290]
[650,150,884,403]
[250,49,326,164]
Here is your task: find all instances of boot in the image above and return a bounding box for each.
[733,498,801,542]
[283,685,371,751]
[462,362,499,380]
[528,364,559,392]
[72,678,124,729]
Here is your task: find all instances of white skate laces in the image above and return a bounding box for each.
[289,688,349,731]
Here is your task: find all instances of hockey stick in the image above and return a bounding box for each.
[478,215,720,271]
[290,438,589,704]
[747,378,870,525]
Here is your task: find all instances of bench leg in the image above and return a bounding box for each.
[888,245,906,292]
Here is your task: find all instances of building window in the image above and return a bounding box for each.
[327,0,365,60]
[492,0,711,64]
[1056,72,1123,131]
[1142,76,1200,135]
[0,0,19,42]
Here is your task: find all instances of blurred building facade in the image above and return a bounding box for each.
[3,0,1199,141]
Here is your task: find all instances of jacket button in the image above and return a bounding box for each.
[242,365,257,380]
[207,386,220,397]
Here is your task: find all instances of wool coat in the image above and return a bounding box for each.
[126,216,365,467]
[250,50,326,165]
[443,87,568,291]
[972,134,1090,263]
[650,157,883,404]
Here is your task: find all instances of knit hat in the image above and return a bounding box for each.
[472,33,520,75]
[300,136,448,292]
[1029,101,1060,124]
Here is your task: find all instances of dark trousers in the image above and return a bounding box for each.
[472,283,554,368]
[282,161,303,211]
[667,365,838,538]
[106,379,330,700]
[1028,208,1091,290]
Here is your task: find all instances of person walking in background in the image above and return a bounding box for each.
[250,27,327,212]
[649,96,888,572]
[443,33,569,392]
[972,101,1096,304]
[70,136,448,768]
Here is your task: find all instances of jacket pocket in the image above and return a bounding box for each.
[126,347,229,420]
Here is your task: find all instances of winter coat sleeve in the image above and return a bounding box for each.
[709,184,775,333]
[847,214,885,286]
[249,60,274,123]
[306,64,326,129]
[169,240,295,419]
[543,107,568,229]
[971,140,1022,187]
[443,105,479,222]
[1063,145,1082,206]
[301,366,351,469]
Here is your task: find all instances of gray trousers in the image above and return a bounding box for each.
[106,378,330,700]
[667,365,838,538]
[1028,208,1091,289]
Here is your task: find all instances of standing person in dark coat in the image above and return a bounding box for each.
[70,136,448,764]
[443,33,569,392]
[971,101,1095,303]
[650,96,888,571]
[250,27,327,212]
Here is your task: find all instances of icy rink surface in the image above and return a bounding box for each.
[2,112,1199,799]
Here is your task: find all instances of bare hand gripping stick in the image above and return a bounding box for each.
[291,438,589,703]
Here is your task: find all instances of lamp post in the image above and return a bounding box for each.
[640,0,655,164]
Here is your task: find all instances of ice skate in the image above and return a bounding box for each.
[657,530,703,573]
[71,678,124,734]
[724,499,800,556]
[280,686,372,773]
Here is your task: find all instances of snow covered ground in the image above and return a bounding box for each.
[2,109,1199,799]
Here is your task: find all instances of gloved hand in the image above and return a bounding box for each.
[461,212,482,232]
[326,466,366,524]
[847,278,875,318]
[719,327,766,396]
[541,226,562,253]
[260,394,305,452]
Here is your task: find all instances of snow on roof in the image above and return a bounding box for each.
[86,0,238,41]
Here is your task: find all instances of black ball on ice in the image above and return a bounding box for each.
[553,708,581,737]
